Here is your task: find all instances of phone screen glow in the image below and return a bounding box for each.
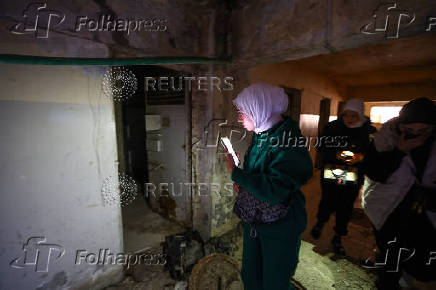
[221,137,240,166]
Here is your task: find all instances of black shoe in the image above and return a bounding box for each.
[331,235,346,256]
[310,222,324,240]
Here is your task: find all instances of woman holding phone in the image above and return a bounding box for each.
[223,83,313,290]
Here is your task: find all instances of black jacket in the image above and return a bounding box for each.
[318,117,377,184]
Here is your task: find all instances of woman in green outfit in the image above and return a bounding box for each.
[224,83,313,290]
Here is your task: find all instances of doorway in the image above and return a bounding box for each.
[114,65,191,254]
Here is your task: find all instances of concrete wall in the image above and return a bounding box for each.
[188,64,251,239]
[231,0,436,66]
[0,0,218,58]
[210,66,251,237]
[146,104,189,224]
[0,64,123,289]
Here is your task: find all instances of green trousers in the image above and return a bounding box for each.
[240,216,303,290]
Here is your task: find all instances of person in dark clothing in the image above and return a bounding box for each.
[224,83,313,290]
[362,97,436,289]
[311,99,376,256]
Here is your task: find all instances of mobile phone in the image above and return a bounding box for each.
[220,137,240,166]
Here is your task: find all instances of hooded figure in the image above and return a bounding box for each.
[224,83,313,290]
[310,98,376,256]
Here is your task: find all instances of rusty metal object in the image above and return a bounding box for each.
[188,253,243,290]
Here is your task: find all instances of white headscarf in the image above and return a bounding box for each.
[233,83,288,134]
[342,98,366,128]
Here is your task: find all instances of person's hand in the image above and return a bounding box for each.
[397,132,431,153]
[345,158,358,166]
[224,153,236,174]
[236,151,241,165]
[345,153,364,165]
[411,184,436,212]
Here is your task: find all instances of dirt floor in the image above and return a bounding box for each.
[121,196,185,254]
[301,169,377,265]
[300,169,435,290]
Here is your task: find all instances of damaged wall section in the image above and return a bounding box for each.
[0,64,123,289]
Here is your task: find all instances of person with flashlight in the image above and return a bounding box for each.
[310,99,376,256]
[223,83,313,290]
[362,97,436,289]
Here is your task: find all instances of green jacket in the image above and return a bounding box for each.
[231,116,313,233]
